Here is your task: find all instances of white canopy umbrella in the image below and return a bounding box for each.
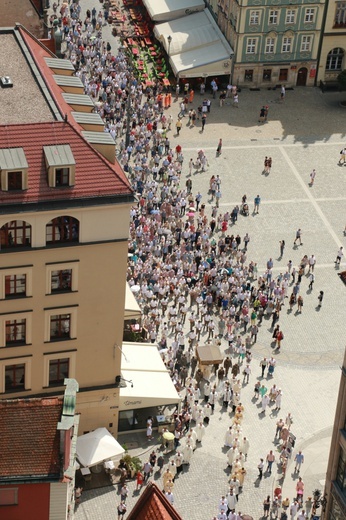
[76,427,125,468]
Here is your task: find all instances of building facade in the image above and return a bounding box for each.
[317,0,346,83]
[216,0,325,87]
[323,348,346,520]
[0,379,79,520]
[0,26,134,436]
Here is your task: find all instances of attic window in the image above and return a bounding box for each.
[43,145,76,188]
[0,148,28,191]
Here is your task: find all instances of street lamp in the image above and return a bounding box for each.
[167,35,172,56]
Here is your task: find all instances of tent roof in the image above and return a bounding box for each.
[124,283,142,320]
[196,343,223,365]
[120,343,181,410]
[76,428,124,467]
[153,9,233,78]
[142,0,204,22]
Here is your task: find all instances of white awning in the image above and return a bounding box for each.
[76,428,124,467]
[124,283,142,320]
[119,342,181,410]
[143,0,204,22]
[153,9,233,78]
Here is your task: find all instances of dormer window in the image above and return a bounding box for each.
[0,148,28,191]
[43,145,75,188]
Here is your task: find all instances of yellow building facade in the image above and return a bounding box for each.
[0,26,134,436]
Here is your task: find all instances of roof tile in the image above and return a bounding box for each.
[0,397,63,479]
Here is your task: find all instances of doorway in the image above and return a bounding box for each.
[296,67,308,86]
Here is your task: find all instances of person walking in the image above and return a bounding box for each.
[318,290,324,307]
[279,240,285,257]
[216,138,222,156]
[308,273,314,291]
[335,246,344,264]
[294,228,302,246]
[294,451,304,473]
[339,147,346,164]
[263,495,271,517]
[117,501,127,519]
[201,114,207,132]
[266,450,276,473]
[176,119,182,135]
[254,194,261,214]
[309,169,316,186]
[297,295,304,312]
[258,458,264,479]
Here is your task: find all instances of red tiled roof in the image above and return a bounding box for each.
[0,121,132,205]
[127,482,183,520]
[0,397,63,480]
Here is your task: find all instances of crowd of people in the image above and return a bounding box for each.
[51,3,327,519]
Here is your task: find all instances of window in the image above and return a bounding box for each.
[0,488,18,506]
[269,10,278,24]
[326,48,344,70]
[286,10,296,24]
[279,69,288,81]
[336,446,346,496]
[282,37,292,52]
[49,358,69,385]
[43,144,75,188]
[51,269,72,292]
[6,319,26,346]
[7,171,23,190]
[335,2,346,25]
[305,8,315,23]
[46,216,79,244]
[246,38,256,54]
[263,69,272,81]
[244,70,253,81]
[55,168,70,186]
[265,38,275,54]
[0,221,31,249]
[5,274,26,298]
[301,35,312,52]
[50,314,71,341]
[0,148,28,191]
[250,11,260,25]
[5,363,25,392]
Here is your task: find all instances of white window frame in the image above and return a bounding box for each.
[301,35,312,52]
[43,351,76,388]
[286,9,296,24]
[0,356,32,393]
[46,261,79,295]
[265,37,275,54]
[269,10,278,24]
[0,312,32,348]
[0,266,33,300]
[246,38,257,54]
[282,37,292,53]
[335,2,346,24]
[305,8,315,23]
[250,10,260,25]
[44,306,78,343]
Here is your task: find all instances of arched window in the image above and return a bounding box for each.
[326,48,344,71]
[0,220,32,249]
[46,216,79,245]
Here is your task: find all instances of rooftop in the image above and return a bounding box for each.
[0,0,45,38]
[0,121,132,207]
[0,397,63,480]
[127,482,183,520]
[0,31,55,124]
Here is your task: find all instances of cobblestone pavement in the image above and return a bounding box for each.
[63,2,346,519]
